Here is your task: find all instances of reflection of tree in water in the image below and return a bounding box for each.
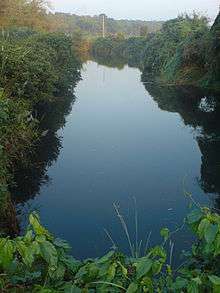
[10,93,75,209]
[143,82,220,207]
[91,56,127,70]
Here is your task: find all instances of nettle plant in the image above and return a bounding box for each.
[1,205,220,292]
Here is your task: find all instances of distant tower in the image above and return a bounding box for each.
[100,14,106,37]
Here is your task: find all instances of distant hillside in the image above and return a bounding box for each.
[53,13,163,37]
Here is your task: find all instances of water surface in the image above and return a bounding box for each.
[15,61,220,260]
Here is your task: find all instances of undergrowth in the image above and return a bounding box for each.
[1,204,220,292]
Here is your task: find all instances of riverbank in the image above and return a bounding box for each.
[91,13,220,91]
[0,29,82,234]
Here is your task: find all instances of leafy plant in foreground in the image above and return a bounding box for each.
[1,205,220,292]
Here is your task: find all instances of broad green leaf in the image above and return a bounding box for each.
[142,276,153,293]
[205,224,218,243]
[50,264,66,280]
[126,282,138,293]
[198,218,210,238]
[96,251,115,264]
[187,280,199,293]
[172,277,188,290]
[151,260,163,275]
[54,238,71,251]
[39,241,58,267]
[209,275,220,285]
[135,258,152,279]
[187,209,203,224]
[16,241,35,267]
[29,213,52,240]
[107,263,116,281]
[63,284,82,293]
[0,239,14,269]
[147,246,166,261]
[192,277,202,285]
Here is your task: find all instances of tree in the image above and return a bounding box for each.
[0,0,51,30]
[140,25,148,37]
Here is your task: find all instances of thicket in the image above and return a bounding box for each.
[0,27,82,232]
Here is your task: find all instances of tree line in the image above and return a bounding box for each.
[92,13,220,90]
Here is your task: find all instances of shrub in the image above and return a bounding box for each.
[1,206,220,292]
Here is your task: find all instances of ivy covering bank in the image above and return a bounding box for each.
[1,206,220,292]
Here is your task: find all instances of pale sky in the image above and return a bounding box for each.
[50,0,219,21]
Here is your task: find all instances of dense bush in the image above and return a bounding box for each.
[0,89,36,216]
[0,30,82,234]
[142,13,220,89]
[1,206,220,292]
[0,31,81,103]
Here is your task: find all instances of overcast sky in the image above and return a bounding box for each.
[50,0,219,21]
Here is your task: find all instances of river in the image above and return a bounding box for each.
[14,60,220,261]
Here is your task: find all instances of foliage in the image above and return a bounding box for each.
[1,207,220,292]
[92,13,220,90]
[0,31,81,103]
[0,0,52,31]
[52,13,163,38]
[91,36,146,68]
[141,13,220,89]
[0,88,37,225]
[0,26,81,233]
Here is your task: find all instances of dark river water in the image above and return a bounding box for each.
[14,61,220,261]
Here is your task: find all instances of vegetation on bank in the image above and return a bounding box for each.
[1,205,220,292]
[91,13,220,90]
[0,1,82,233]
[1,2,220,292]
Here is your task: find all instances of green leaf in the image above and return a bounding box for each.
[135,258,152,279]
[96,251,115,264]
[54,238,71,251]
[126,282,138,293]
[29,213,52,240]
[160,228,169,241]
[63,284,82,293]
[151,260,163,275]
[117,261,128,276]
[172,277,188,290]
[16,241,35,267]
[147,246,166,260]
[187,209,203,225]
[209,275,220,285]
[187,280,199,293]
[142,276,154,293]
[205,224,218,243]
[192,277,202,285]
[198,218,210,238]
[39,241,58,268]
[51,264,66,280]
[0,239,14,269]
[107,263,116,281]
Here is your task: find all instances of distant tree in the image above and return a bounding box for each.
[0,0,52,31]
[140,25,148,37]
[116,32,125,40]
